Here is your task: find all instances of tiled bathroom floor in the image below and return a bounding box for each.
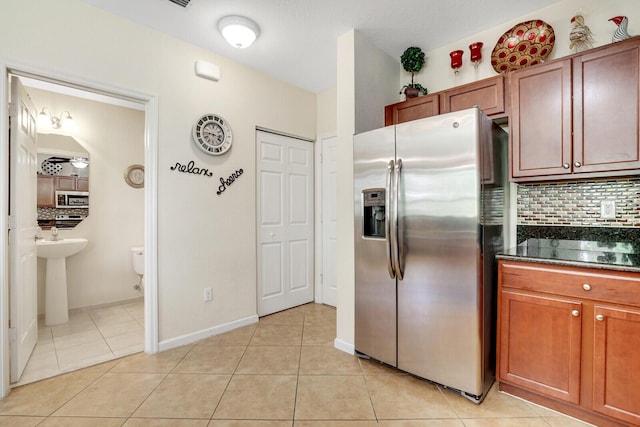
[1,302,595,426]
[15,299,144,386]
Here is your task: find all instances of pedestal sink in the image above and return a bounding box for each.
[36,238,88,325]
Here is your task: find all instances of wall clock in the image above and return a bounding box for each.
[124,164,145,188]
[192,113,233,155]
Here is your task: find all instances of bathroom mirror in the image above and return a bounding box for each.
[36,134,90,229]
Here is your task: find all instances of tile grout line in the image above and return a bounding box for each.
[207,321,258,422]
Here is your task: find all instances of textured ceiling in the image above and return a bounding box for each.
[82,0,562,93]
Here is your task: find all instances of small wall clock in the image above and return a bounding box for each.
[124,164,145,188]
[192,113,233,155]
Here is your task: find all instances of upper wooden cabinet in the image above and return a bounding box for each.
[385,93,439,126]
[441,76,506,118]
[56,175,77,191]
[37,175,56,207]
[385,75,505,126]
[510,37,640,181]
[37,175,89,207]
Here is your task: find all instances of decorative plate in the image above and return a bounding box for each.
[41,159,62,175]
[124,164,144,188]
[491,20,555,73]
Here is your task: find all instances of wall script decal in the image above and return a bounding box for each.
[217,168,244,195]
[170,160,213,177]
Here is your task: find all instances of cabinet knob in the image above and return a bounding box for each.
[582,284,591,291]
[563,163,570,169]
[596,314,605,321]
[574,161,582,168]
[571,310,580,317]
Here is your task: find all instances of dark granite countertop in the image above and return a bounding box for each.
[498,238,640,273]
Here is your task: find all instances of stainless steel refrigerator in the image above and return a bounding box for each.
[354,107,508,403]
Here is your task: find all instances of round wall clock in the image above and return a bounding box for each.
[192,113,233,156]
[124,164,145,188]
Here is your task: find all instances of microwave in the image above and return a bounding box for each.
[55,191,89,208]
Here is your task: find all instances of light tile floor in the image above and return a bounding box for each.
[15,299,144,386]
[1,303,595,426]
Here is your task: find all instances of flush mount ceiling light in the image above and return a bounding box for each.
[218,15,260,48]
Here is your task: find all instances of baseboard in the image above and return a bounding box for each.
[158,314,259,352]
[334,337,355,355]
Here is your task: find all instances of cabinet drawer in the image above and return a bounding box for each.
[500,261,640,306]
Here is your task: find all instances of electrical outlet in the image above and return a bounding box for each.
[203,287,212,302]
[601,200,616,219]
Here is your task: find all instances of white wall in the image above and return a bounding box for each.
[1,0,316,345]
[335,30,398,351]
[316,88,337,135]
[334,0,640,352]
[354,31,399,133]
[30,87,145,313]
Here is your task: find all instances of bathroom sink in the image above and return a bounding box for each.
[36,238,88,259]
[36,237,88,325]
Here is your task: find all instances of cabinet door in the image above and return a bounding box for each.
[593,305,640,425]
[56,175,76,190]
[441,76,505,117]
[510,59,572,180]
[573,39,640,174]
[36,175,55,207]
[76,177,88,191]
[384,93,440,126]
[499,290,582,404]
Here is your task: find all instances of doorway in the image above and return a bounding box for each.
[0,64,159,397]
[317,134,337,307]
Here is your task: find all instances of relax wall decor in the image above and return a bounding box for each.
[170,160,213,177]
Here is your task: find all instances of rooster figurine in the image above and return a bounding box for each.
[609,16,631,42]
[569,14,594,52]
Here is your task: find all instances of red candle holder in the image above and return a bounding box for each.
[469,42,483,68]
[450,50,463,74]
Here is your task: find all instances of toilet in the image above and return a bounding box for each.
[130,246,144,290]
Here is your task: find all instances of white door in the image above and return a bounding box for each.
[320,135,337,307]
[257,131,314,316]
[9,76,39,382]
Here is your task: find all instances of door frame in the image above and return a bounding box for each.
[0,60,160,398]
[314,132,337,305]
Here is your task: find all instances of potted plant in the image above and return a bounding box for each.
[400,46,428,98]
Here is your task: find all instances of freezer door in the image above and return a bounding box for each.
[354,125,397,367]
[395,109,484,395]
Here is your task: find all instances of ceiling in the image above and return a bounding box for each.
[82,0,562,93]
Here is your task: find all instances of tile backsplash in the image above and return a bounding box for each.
[517,177,640,227]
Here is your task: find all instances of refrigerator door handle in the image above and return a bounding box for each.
[393,158,404,280]
[385,160,396,279]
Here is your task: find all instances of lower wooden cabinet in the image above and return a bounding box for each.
[499,290,582,404]
[593,305,640,426]
[498,260,640,427]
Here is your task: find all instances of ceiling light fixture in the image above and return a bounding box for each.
[37,107,76,132]
[218,15,260,49]
[70,157,89,169]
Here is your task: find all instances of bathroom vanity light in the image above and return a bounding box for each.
[218,15,260,48]
[37,107,76,132]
